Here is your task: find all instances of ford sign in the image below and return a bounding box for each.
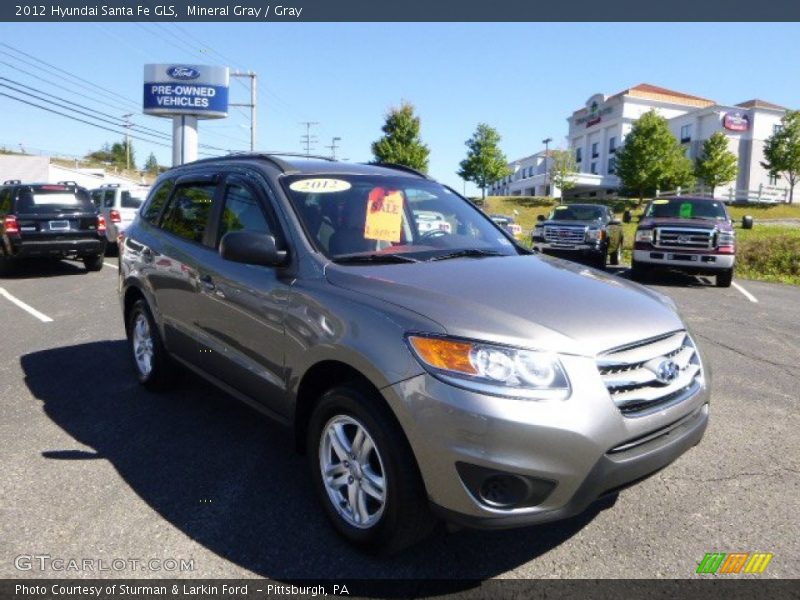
[167,66,201,80]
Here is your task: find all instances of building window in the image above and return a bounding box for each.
[590,162,597,175]
[769,173,779,186]
[609,137,616,154]
[576,148,582,163]
[607,157,616,174]
[591,142,599,158]
[774,124,784,135]
[680,124,692,143]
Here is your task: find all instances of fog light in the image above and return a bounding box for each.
[479,474,528,508]
[456,462,556,510]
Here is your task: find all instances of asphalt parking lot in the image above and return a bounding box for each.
[1,258,798,580]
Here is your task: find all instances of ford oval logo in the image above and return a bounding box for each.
[654,359,680,384]
[167,66,200,80]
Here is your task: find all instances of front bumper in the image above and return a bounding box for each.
[534,241,604,258]
[634,249,734,271]
[384,352,710,528]
[10,237,106,258]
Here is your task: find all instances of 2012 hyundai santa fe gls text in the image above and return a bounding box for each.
[119,154,710,553]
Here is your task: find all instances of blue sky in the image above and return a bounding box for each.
[1,22,798,193]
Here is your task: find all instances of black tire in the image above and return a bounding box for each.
[0,254,16,276]
[126,299,174,390]
[716,268,734,288]
[609,242,622,266]
[104,241,118,257]
[83,254,104,272]
[307,383,436,555]
[593,250,607,270]
[630,260,651,282]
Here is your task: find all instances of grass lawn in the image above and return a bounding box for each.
[483,196,800,285]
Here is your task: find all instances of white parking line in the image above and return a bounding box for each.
[103,262,119,270]
[0,287,54,323]
[732,281,759,303]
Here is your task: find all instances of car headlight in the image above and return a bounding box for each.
[635,229,653,243]
[585,227,605,242]
[407,335,570,400]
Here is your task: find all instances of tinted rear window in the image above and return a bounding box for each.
[17,186,94,214]
[121,191,146,209]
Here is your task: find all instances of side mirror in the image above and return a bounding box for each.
[220,231,287,267]
[536,214,545,222]
[622,210,632,224]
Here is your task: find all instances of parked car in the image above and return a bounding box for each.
[490,214,523,239]
[90,183,149,253]
[531,203,624,269]
[120,155,709,553]
[0,180,107,273]
[632,196,736,287]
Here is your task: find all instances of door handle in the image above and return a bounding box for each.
[199,274,215,291]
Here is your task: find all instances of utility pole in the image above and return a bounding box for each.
[325,136,342,160]
[122,113,134,171]
[230,71,257,151]
[300,121,320,156]
[541,137,553,196]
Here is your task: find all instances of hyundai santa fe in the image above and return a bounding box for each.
[119,154,710,553]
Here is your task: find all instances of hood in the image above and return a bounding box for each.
[639,217,732,231]
[540,219,599,227]
[325,255,684,357]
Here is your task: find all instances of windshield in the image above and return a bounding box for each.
[548,205,605,221]
[282,174,517,261]
[17,185,94,214]
[645,198,729,220]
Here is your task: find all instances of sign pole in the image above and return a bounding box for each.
[172,115,198,166]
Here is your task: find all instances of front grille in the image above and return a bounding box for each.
[543,225,585,244]
[597,330,702,417]
[654,227,714,250]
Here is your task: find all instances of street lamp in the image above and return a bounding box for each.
[541,137,552,196]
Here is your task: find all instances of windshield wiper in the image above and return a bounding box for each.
[332,253,420,264]
[429,248,507,261]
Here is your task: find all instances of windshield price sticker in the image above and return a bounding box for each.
[652,199,669,205]
[289,179,352,193]
[555,205,568,210]
[679,202,693,218]
[364,188,404,243]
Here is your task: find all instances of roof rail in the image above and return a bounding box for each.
[366,162,432,180]
[99,183,121,188]
[58,180,80,187]
[3,179,21,185]
[174,152,336,175]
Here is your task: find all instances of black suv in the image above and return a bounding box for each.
[531,203,624,269]
[0,180,107,273]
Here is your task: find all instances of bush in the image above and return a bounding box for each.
[737,232,800,284]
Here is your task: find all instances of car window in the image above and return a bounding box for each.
[549,205,605,221]
[121,191,145,209]
[16,185,94,213]
[90,190,104,208]
[218,182,272,242]
[103,190,116,208]
[142,180,174,224]
[0,188,12,213]
[160,183,216,244]
[645,199,728,220]
[283,174,516,260]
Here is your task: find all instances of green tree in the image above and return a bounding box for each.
[549,149,578,200]
[762,110,800,203]
[615,110,695,201]
[457,123,511,199]
[144,152,159,174]
[695,132,738,195]
[85,138,135,170]
[371,102,429,172]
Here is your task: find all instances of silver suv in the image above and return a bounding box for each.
[119,154,709,554]
[90,183,149,252]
